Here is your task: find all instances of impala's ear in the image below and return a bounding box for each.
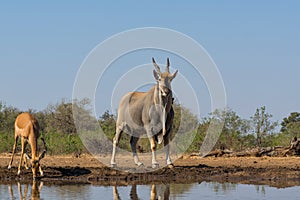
[25,153,31,159]
[38,138,47,161]
[171,70,178,81]
[153,70,160,81]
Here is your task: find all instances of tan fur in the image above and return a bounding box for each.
[8,112,46,179]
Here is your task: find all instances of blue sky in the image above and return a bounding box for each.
[0,1,299,123]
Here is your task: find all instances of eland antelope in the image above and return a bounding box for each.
[111,58,178,168]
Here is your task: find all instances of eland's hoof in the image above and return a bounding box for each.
[136,162,144,167]
[8,165,11,170]
[152,163,159,169]
[111,163,117,168]
[17,170,21,175]
[167,163,174,169]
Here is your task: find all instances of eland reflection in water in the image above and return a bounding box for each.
[113,184,170,200]
[8,180,43,200]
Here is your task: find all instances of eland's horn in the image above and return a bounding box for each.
[152,57,161,73]
[166,58,170,73]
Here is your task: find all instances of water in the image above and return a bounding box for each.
[1,181,299,200]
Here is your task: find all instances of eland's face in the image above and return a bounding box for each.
[152,58,178,97]
[155,72,176,96]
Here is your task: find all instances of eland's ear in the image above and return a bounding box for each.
[153,70,160,81]
[171,70,178,81]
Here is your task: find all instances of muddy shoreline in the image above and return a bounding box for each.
[1,154,300,188]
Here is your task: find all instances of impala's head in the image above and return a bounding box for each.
[30,138,46,179]
[31,158,41,179]
[152,58,178,97]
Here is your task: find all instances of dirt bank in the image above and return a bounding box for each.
[1,153,300,188]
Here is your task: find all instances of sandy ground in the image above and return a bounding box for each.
[1,153,300,188]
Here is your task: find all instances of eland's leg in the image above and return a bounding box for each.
[113,186,121,200]
[149,137,159,168]
[146,127,159,168]
[164,134,173,166]
[111,126,123,167]
[130,185,139,200]
[8,136,18,169]
[130,136,143,166]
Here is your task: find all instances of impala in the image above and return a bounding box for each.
[8,112,46,179]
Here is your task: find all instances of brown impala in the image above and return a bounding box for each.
[8,112,46,179]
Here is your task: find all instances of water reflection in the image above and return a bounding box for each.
[2,181,300,199]
[204,182,267,196]
[113,184,170,200]
[8,181,43,200]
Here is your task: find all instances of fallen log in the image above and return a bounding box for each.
[198,146,299,158]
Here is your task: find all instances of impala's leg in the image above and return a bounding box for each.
[17,182,23,198]
[39,165,44,176]
[39,181,44,191]
[150,184,157,200]
[23,153,30,170]
[111,126,123,167]
[23,140,30,170]
[164,133,173,166]
[17,137,26,175]
[8,184,14,199]
[8,136,18,169]
[24,183,29,199]
[130,136,143,166]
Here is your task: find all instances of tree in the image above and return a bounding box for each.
[250,106,278,147]
[72,98,98,132]
[172,103,199,136]
[280,112,300,137]
[209,108,250,150]
[98,110,116,139]
[0,102,20,133]
[171,103,200,152]
[44,100,76,134]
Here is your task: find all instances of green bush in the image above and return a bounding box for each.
[42,132,86,155]
[0,131,87,155]
[0,131,15,153]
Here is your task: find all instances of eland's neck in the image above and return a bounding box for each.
[153,84,172,112]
